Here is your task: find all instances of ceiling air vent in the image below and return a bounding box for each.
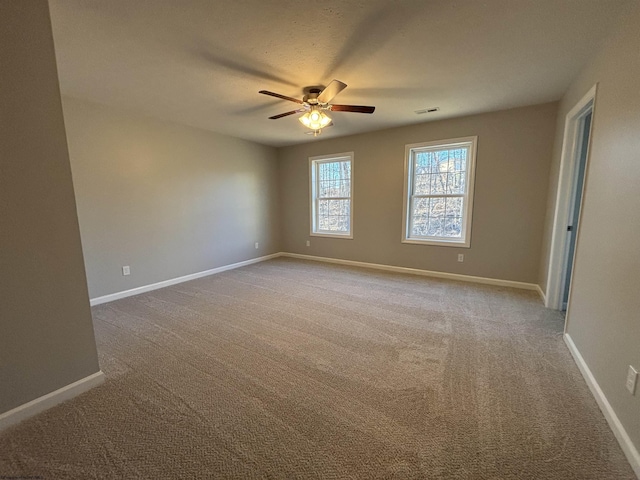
[415,107,439,115]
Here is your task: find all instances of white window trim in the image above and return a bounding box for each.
[309,152,354,239]
[402,136,477,248]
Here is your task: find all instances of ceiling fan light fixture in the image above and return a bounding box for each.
[259,80,374,136]
[299,108,332,130]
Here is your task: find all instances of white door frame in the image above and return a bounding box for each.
[545,84,597,311]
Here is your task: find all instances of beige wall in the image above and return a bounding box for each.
[540,4,640,453]
[62,96,281,299]
[279,103,558,284]
[0,1,99,413]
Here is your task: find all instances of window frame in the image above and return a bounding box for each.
[402,136,477,248]
[309,152,354,239]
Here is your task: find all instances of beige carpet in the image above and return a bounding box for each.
[0,258,635,479]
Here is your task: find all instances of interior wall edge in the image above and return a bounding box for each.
[564,334,640,478]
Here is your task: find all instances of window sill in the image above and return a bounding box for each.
[310,232,353,240]
[402,238,470,248]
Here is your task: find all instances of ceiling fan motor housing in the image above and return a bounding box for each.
[304,88,323,106]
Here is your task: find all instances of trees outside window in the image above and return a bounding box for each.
[310,153,353,238]
[402,137,477,247]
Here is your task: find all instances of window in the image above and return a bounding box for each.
[402,137,477,247]
[310,153,353,238]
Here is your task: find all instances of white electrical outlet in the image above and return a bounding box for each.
[457,254,464,262]
[122,265,130,276]
[626,365,638,395]
[306,240,310,247]
[255,242,259,249]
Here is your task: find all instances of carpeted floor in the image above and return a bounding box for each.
[0,258,635,479]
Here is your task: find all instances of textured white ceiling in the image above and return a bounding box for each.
[49,0,631,147]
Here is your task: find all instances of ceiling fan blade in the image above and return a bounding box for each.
[317,79,347,104]
[259,90,304,104]
[268,109,304,120]
[329,104,375,114]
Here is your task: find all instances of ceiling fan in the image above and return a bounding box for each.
[259,80,375,136]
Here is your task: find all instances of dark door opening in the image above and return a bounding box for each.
[562,111,592,311]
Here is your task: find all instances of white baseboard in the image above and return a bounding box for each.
[91,252,544,306]
[564,334,640,478]
[0,371,105,432]
[90,253,281,306]
[536,284,547,304]
[281,252,540,291]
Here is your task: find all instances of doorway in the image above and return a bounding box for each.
[545,84,597,313]
[561,111,592,311]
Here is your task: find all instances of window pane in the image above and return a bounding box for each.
[318,199,329,215]
[439,150,449,170]
[318,160,351,199]
[429,197,446,218]
[318,199,350,232]
[430,172,447,194]
[414,152,432,175]
[339,179,351,197]
[413,174,430,195]
[338,215,349,232]
[329,199,349,216]
[427,217,444,237]
[319,213,329,230]
[445,197,463,217]
[411,197,450,237]
[444,216,462,238]
[410,194,464,238]
[411,217,427,237]
[319,180,329,197]
[454,148,468,171]
[413,147,468,196]
[447,172,465,194]
[410,197,429,236]
[444,196,463,238]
